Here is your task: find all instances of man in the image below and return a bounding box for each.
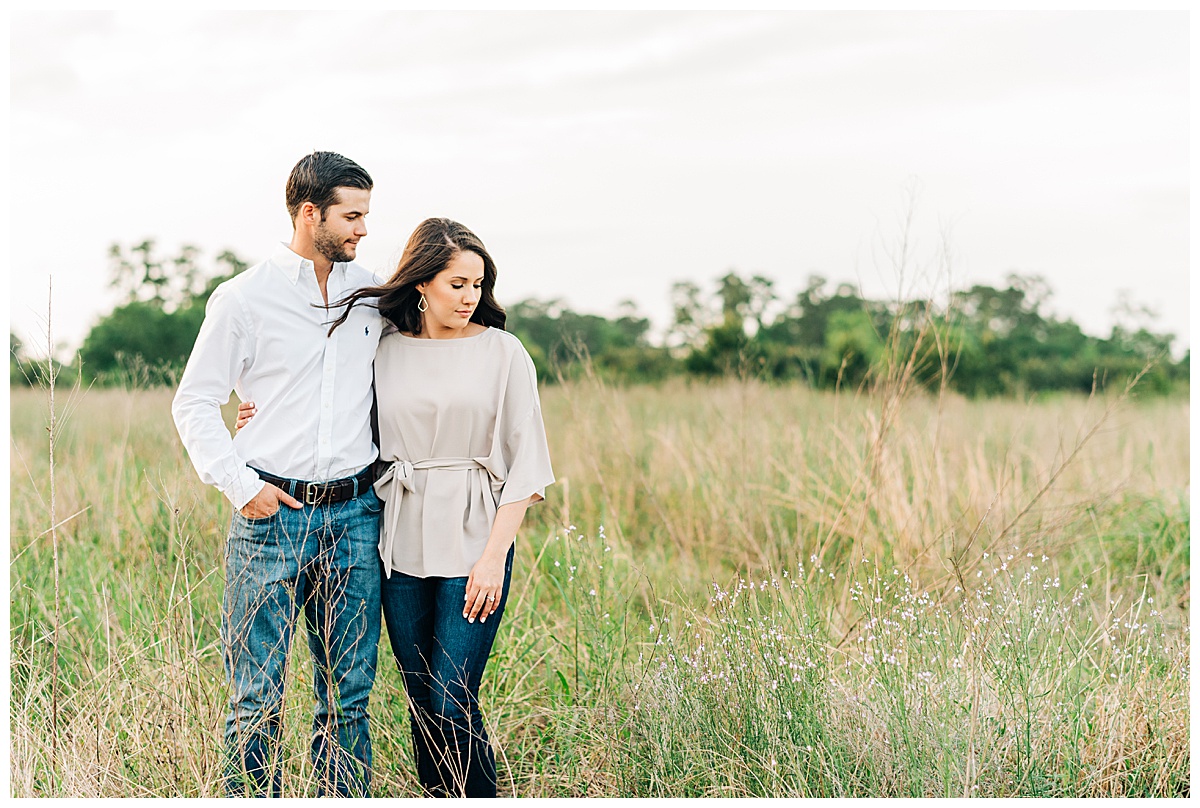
[173,151,384,796]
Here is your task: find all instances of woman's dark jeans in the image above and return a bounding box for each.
[380,546,514,798]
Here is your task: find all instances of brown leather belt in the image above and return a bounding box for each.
[252,466,376,507]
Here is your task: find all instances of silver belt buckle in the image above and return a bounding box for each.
[304,482,320,506]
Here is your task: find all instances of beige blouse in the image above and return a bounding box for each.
[372,326,555,578]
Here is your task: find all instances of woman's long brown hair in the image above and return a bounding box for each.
[325,217,507,336]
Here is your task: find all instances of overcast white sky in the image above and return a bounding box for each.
[9,10,1190,358]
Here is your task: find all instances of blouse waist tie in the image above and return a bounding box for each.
[373,457,502,577]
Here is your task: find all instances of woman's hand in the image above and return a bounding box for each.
[461,500,530,623]
[464,551,507,624]
[235,400,256,431]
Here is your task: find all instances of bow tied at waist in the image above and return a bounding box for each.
[373,457,504,577]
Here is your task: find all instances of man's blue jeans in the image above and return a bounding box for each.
[221,484,382,797]
[380,545,514,798]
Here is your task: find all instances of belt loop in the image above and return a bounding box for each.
[352,475,360,499]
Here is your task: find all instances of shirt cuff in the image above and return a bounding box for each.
[225,467,266,511]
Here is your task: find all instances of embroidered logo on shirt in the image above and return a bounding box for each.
[365,326,369,336]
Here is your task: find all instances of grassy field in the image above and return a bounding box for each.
[9,375,1190,796]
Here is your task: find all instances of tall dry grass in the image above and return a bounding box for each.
[9,371,1189,796]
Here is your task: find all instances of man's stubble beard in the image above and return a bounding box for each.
[314,219,356,264]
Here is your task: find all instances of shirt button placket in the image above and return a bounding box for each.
[319,346,336,467]
[317,280,338,477]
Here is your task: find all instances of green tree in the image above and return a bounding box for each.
[675,271,778,378]
[11,332,30,386]
[10,330,80,388]
[78,241,247,385]
[506,297,675,383]
[820,309,883,389]
[668,280,708,350]
[77,301,207,384]
[108,240,210,311]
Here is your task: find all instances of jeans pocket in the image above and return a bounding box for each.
[238,507,280,525]
[231,508,282,545]
[358,489,383,515]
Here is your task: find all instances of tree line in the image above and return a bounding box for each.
[11,240,1188,396]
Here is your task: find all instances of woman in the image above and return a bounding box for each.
[239,218,554,797]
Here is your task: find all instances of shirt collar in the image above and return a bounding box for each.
[271,242,347,285]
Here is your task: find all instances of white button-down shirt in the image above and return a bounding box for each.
[172,243,383,509]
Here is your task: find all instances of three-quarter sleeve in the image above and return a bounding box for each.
[497,347,555,508]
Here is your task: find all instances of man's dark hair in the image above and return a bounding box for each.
[285,151,373,222]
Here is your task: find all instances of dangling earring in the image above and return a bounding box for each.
[417,293,428,313]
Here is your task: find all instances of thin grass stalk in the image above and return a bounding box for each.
[46,278,62,781]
